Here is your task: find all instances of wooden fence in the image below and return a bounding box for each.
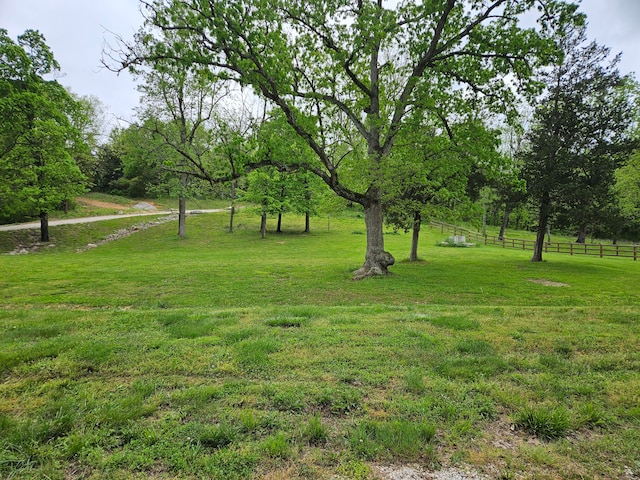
[429,220,639,261]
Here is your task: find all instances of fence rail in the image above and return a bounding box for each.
[429,220,638,261]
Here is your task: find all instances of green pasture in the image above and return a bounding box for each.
[1,210,639,479]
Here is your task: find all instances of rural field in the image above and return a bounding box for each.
[1,210,639,479]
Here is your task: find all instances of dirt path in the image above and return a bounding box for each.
[0,209,226,232]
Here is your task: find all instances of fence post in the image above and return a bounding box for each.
[634,245,637,261]
[600,244,603,258]
[570,243,573,256]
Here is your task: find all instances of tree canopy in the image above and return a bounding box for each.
[0,29,87,240]
[107,0,579,277]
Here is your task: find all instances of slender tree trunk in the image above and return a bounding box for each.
[305,212,310,233]
[40,211,49,242]
[352,198,395,279]
[409,211,421,262]
[532,191,551,262]
[576,224,587,243]
[276,212,283,233]
[498,208,511,241]
[260,213,267,239]
[178,172,188,238]
[260,197,268,238]
[229,179,236,233]
[178,196,187,238]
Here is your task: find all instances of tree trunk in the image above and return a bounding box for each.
[229,179,236,233]
[178,196,187,238]
[498,208,511,241]
[576,224,587,243]
[352,199,395,279]
[178,172,188,238]
[409,211,421,262]
[305,212,310,233]
[532,191,551,262]
[276,212,282,233]
[40,211,49,243]
[260,212,267,239]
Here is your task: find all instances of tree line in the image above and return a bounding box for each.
[2,0,639,275]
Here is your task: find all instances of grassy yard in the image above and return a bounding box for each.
[1,210,639,479]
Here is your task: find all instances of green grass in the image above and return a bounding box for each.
[1,210,639,479]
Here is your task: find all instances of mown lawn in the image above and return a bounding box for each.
[1,210,639,479]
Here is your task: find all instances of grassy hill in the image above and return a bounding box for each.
[1,210,639,479]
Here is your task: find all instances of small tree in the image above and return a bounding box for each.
[384,116,501,261]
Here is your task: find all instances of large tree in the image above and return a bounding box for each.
[108,0,575,277]
[0,29,87,240]
[522,22,638,261]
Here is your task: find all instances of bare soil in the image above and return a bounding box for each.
[77,197,136,210]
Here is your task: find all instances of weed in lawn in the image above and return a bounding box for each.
[314,386,362,415]
[268,386,307,413]
[576,403,612,429]
[262,432,291,459]
[184,422,238,449]
[513,405,571,440]
[349,419,437,461]
[303,415,329,445]
[171,384,224,407]
[336,459,370,480]
[234,337,280,373]
[404,368,427,394]
[455,338,494,355]
[427,315,481,331]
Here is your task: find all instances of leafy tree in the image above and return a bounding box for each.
[110,121,177,197]
[0,29,87,240]
[490,123,529,240]
[137,61,231,237]
[108,0,576,277]
[243,167,286,238]
[384,116,500,261]
[522,22,638,261]
[68,94,109,186]
[255,115,329,233]
[612,150,640,240]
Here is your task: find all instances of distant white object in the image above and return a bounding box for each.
[447,235,466,244]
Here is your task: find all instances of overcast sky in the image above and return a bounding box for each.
[2,0,639,129]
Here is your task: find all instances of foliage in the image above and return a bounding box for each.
[243,116,331,233]
[0,29,88,231]
[522,22,638,259]
[107,0,578,275]
[613,150,640,239]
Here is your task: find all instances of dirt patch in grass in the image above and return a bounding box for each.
[527,278,570,287]
[77,196,134,210]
